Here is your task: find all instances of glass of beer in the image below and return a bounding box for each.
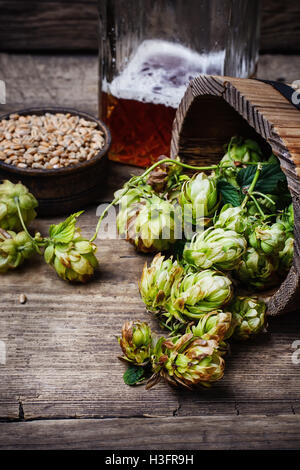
[98,0,260,167]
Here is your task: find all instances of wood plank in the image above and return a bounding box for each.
[1,415,300,449]
[0,1,299,53]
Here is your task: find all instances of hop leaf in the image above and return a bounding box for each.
[49,211,83,243]
[123,365,145,386]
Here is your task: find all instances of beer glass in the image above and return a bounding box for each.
[98,0,260,167]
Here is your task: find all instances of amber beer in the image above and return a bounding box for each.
[101,40,223,167]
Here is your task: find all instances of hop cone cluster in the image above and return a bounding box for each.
[149,333,225,389]
[0,180,38,231]
[44,212,98,282]
[118,321,152,366]
[183,227,247,271]
[0,228,36,272]
[228,296,267,340]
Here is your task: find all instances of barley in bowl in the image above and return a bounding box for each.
[0,113,105,169]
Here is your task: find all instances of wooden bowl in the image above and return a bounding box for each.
[0,107,111,216]
[170,75,300,317]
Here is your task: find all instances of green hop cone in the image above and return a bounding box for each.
[118,320,152,366]
[190,310,233,342]
[0,228,36,273]
[0,180,38,231]
[278,237,294,274]
[166,269,233,322]
[228,296,267,340]
[179,172,219,227]
[148,333,225,389]
[235,247,279,290]
[183,227,247,271]
[220,136,262,167]
[115,184,154,235]
[44,211,98,283]
[219,137,262,187]
[276,204,294,237]
[118,194,180,253]
[214,204,249,234]
[248,222,286,255]
[139,253,183,313]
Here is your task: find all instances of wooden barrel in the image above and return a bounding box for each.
[170,75,300,316]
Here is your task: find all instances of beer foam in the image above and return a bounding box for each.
[104,40,225,108]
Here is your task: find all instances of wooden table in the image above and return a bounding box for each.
[0,54,300,450]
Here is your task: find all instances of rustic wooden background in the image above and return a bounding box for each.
[0,0,300,451]
[0,53,299,449]
[0,0,299,53]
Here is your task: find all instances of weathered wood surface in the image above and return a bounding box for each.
[0,0,299,53]
[0,53,300,449]
[1,415,300,450]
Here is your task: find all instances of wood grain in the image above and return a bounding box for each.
[1,415,300,449]
[0,1,299,53]
[0,53,300,449]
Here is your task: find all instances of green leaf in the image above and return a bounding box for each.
[237,163,287,195]
[123,365,145,386]
[217,180,242,207]
[49,211,84,244]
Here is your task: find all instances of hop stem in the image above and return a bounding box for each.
[241,163,262,209]
[14,197,42,254]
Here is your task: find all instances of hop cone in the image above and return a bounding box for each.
[0,228,36,273]
[118,194,180,253]
[115,185,153,236]
[0,180,38,231]
[179,172,219,226]
[248,222,286,255]
[191,310,233,342]
[44,212,98,282]
[228,296,267,340]
[276,204,294,237]
[139,253,183,313]
[214,204,249,234]
[148,333,225,389]
[219,137,262,187]
[220,137,262,167]
[278,237,294,274]
[146,156,183,194]
[118,321,152,366]
[183,227,247,271]
[166,269,233,322]
[235,247,279,290]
